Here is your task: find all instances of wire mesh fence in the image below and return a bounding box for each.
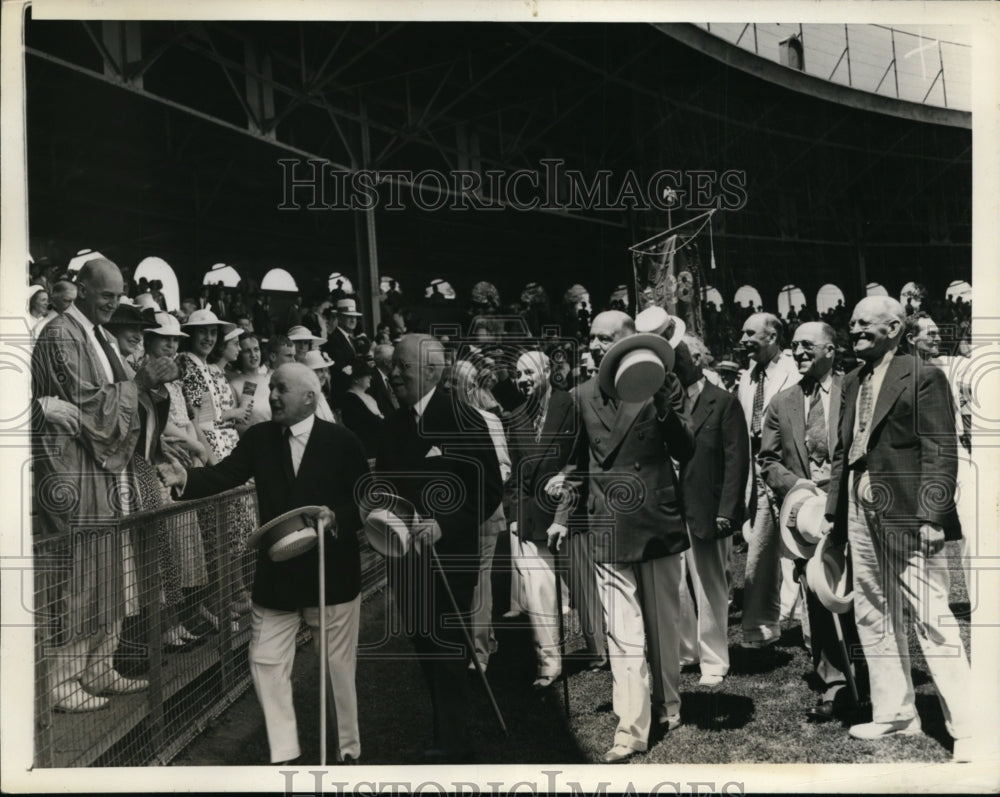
[32,483,386,767]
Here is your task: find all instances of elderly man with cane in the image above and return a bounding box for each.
[374,334,504,764]
[158,362,369,765]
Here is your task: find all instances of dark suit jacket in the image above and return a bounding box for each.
[508,389,578,543]
[569,374,695,563]
[180,418,369,609]
[322,326,358,402]
[681,381,749,540]
[759,375,841,504]
[375,386,503,590]
[825,352,960,542]
[340,391,385,458]
[367,367,397,418]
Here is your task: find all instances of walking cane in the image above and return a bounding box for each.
[429,547,508,736]
[550,539,570,718]
[316,515,342,765]
[796,570,860,708]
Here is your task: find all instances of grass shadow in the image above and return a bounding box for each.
[681,691,755,731]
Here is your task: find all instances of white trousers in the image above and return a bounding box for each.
[514,537,568,678]
[596,555,681,752]
[509,531,527,614]
[742,472,783,643]
[249,597,361,762]
[848,472,971,739]
[677,533,732,676]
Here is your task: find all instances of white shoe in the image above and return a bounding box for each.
[849,717,922,740]
[699,674,724,688]
[952,737,975,763]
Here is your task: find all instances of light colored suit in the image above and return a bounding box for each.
[737,353,800,643]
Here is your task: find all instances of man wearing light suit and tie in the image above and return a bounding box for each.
[758,322,868,722]
[737,312,800,649]
[822,296,973,762]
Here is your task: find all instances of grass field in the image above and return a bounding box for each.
[174,538,970,766]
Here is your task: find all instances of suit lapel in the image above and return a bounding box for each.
[588,379,616,431]
[869,355,911,434]
[840,370,860,448]
[690,387,716,434]
[787,386,810,476]
[828,377,842,455]
[602,398,649,461]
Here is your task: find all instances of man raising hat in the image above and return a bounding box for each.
[552,310,694,763]
[158,362,370,764]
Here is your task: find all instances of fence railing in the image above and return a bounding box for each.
[699,23,971,112]
[33,484,386,767]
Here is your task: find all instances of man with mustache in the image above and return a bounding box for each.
[508,350,607,689]
[736,313,800,650]
[823,297,972,761]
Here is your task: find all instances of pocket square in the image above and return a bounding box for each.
[425,446,442,458]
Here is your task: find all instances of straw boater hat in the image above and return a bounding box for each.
[287,324,326,343]
[634,306,687,348]
[302,349,334,370]
[181,308,236,335]
[363,492,419,558]
[247,506,325,562]
[806,535,854,614]
[598,331,675,404]
[146,312,189,338]
[223,326,244,342]
[336,297,363,317]
[778,481,828,560]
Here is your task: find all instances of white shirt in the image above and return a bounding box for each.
[66,303,114,384]
[738,351,800,428]
[414,386,436,420]
[285,413,316,476]
[853,349,894,440]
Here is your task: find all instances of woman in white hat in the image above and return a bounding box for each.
[301,348,338,424]
[206,325,256,615]
[142,312,211,650]
[178,309,246,465]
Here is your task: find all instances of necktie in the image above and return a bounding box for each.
[282,427,296,482]
[848,369,874,465]
[805,386,829,465]
[94,325,129,383]
[750,364,766,436]
[386,372,399,410]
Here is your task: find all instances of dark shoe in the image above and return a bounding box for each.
[807,700,836,722]
[587,656,609,671]
[340,755,359,765]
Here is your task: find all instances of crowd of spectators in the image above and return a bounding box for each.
[26,250,973,718]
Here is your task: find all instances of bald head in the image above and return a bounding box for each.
[390,333,446,406]
[589,310,635,367]
[269,362,320,426]
[850,296,905,363]
[75,257,123,325]
[373,343,394,372]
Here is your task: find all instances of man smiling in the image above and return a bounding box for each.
[823,297,973,761]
